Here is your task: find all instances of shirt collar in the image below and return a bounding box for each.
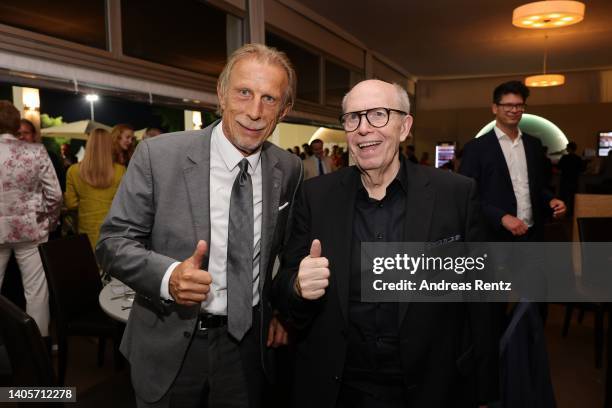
[356,155,408,199]
[396,156,409,193]
[212,121,261,173]
[494,125,522,141]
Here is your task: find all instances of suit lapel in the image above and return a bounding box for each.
[259,144,282,292]
[399,162,435,325]
[332,169,359,325]
[485,131,514,192]
[183,121,215,268]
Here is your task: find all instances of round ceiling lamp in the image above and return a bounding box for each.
[513,1,585,29]
[525,74,565,87]
[525,35,565,88]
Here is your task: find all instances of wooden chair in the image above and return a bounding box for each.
[563,195,612,364]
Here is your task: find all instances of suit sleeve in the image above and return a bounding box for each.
[464,179,500,403]
[272,182,323,329]
[459,142,507,231]
[96,141,176,305]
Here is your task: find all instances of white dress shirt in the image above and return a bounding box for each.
[494,126,533,227]
[161,122,263,315]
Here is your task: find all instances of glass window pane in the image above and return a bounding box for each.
[325,60,363,107]
[122,0,230,76]
[0,0,106,49]
[266,31,320,104]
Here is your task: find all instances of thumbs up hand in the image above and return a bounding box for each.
[295,239,330,300]
[169,240,213,305]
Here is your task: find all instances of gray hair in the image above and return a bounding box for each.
[217,43,296,115]
[341,80,411,114]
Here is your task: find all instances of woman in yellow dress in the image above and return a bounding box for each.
[64,128,126,250]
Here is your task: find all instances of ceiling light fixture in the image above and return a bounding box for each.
[525,35,565,87]
[525,73,565,87]
[513,1,585,29]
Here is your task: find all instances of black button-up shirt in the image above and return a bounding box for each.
[344,158,408,388]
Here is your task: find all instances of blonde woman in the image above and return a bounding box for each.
[110,123,135,166]
[64,128,126,249]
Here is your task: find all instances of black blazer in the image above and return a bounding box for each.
[459,130,553,240]
[274,161,498,408]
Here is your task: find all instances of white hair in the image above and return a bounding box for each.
[341,80,411,114]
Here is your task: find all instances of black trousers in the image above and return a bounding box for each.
[336,382,406,408]
[137,308,263,408]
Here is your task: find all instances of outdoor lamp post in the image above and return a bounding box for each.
[85,94,99,121]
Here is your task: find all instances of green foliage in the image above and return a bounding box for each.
[40,113,64,128]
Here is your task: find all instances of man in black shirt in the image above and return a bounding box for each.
[274,79,498,408]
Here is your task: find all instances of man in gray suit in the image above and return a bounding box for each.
[96,44,302,408]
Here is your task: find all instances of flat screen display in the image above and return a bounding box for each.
[435,142,456,168]
[599,132,612,157]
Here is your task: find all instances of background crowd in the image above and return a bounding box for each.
[0,100,164,349]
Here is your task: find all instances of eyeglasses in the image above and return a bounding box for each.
[340,107,407,132]
[496,103,526,112]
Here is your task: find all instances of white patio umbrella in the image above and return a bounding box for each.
[41,120,112,141]
[134,128,147,140]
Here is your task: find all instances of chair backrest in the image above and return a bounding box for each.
[571,194,612,273]
[0,295,55,386]
[573,194,612,241]
[38,234,103,329]
[577,217,612,290]
[577,217,612,242]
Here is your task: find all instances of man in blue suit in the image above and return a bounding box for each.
[459,80,565,242]
[459,80,564,407]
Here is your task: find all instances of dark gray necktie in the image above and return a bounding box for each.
[227,158,254,341]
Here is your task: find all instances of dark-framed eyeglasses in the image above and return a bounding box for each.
[496,103,527,112]
[339,107,407,132]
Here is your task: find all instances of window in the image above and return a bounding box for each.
[0,0,107,49]
[121,0,231,76]
[266,31,320,103]
[325,60,363,107]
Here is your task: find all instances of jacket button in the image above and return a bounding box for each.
[334,375,341,382]
[183,331,191,338]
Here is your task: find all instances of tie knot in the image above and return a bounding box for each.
[236,158,251,186]
[238,158,249,174]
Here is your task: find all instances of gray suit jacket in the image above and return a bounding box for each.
[96,121,302,402]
